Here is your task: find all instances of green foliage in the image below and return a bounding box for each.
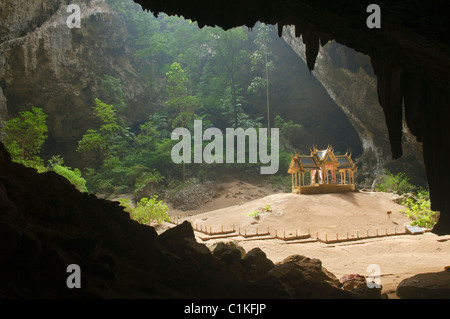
[69,6,309,195]
[1,106,48,170]
[245,210,261,220]
[375,170,416,194]
[376,170,437,227]
[246,205,271,220]
[400,190,438,228]
[133,169,163,196]
[47,154,64,168]
[99,75,127,110]
[119,196,170,224]
[53,164,88,193]
[77,98,120,159]
[117,198,134,214]
[267,174,292,192]
[248,23,276,131]
[165,62,201,129]
[209,27,249,128]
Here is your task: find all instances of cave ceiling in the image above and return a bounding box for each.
[133,0,450,234]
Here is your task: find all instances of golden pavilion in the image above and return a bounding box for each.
[288,145,358,194]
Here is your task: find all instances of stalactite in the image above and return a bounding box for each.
[301,30,320,72]
[371,57,404,159]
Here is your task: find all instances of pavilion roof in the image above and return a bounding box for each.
[288,145,357,173]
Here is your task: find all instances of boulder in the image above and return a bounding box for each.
[242,247,275,280]
[268,255,352,298]
[397,271,450,298]
[340,274,382,299]
[212,241,245,264]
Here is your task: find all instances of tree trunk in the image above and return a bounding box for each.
[265,52,270,137]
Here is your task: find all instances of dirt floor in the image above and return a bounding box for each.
[158,180,450,298]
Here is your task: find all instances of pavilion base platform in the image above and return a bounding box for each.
[292,183,355,194]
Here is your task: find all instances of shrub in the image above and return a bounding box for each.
[1,106,48,171]
[133,169,163,196]
[375,170,416,194]
[119,195,170,224]
[400,189,438,228]
[245,210,261,220]
[53,164,88,193]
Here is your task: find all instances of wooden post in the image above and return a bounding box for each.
[347,231,349,239]
[316,231,318,239]
[336,232,338,240]
[256,227,258,235]
[325,233,328,242]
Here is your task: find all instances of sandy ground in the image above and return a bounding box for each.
[158,180,450,298]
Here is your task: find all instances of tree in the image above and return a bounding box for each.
[99,75,127,110]
[210,27,249,128]
[77,98,120,163]
[1,106,48,169]
[248,23,277,135]
[165,62,201,182]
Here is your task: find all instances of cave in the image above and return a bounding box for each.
[131,0,450,234]
[0,0,449,301]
